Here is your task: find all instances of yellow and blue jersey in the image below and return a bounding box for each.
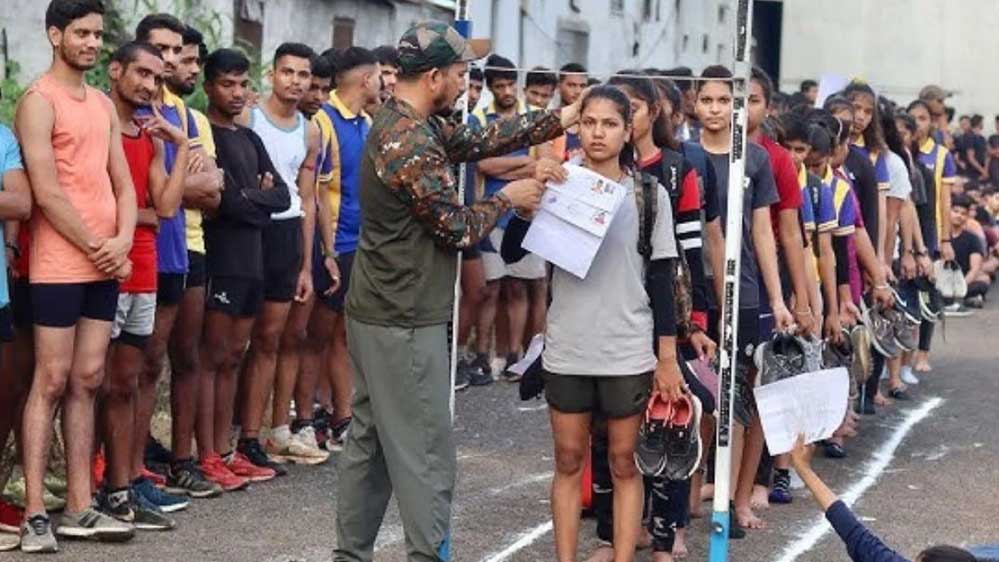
[319,90,370,255]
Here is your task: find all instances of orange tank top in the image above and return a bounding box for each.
[27,73,117,284]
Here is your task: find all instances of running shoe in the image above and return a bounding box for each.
[166,459,223,499]
[471,353,493,381]
[267,426,329,465]
[293,426,331,464]
[502,352,523,383]
[95,487,134,524]
[892,312,919,353]
[797,334,823,373]
[663,394,703,481]
[0,499,23,534]
[888,386,913,401]
[861,300,901,358]
[327,417,352,452]
[849,325,872,385]
[465,359,494,387]
[133,477,189,514]
[768,469,793,505]
[92,450,106,492]
[821,329,853,370]
[20,514,57,554]
[237,440,287,477]
[965,295,985,309]
[130,488,175,531]
[894,283,921,324]
[0,531,18,552]
[140,466,167,488]
[145,437,173,467]
[226,450,278,482]
[453,366,471,392]
[635,393,672,477]
[755,333,807,386]
[915,276,943,323]
[943,302,973,317]
[901,366,920,386]
[56,506,134,542]
[199,454,249,492]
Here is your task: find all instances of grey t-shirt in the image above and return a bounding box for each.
[707,143,779,310]
[543,174,678,376]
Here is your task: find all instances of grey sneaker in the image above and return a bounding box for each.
[862,301,900,358]
[663,394,703,481]
[796,334,823,373]
[20,514,57,553]
[56,507,134,542]
[131,488,175,531]
[0,531,19,551]
[755,333,806,386]
[943,302,973,317]
[166,459,223,499]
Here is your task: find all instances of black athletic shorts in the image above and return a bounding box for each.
[186,251,207,289]
[314,250,354,313]
[708,307,760,426]
[262,218,304,302]
[11,277,32,329]
[206,276,264,318]
[542,370,652,418]
[31,280,119,328]
[0,306,13,343]
[157,273,186,306]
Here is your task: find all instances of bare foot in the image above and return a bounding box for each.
[638,529,652,550]
[689,502,706,519]
[652,550,675,562]
[873,392,892,407]
[735,505,767,529]
[672,528,688,560]
[914,360,932,373]
[750,485,770,510]
[652,551,674,562]
[700,483,714,502]
[582,545,615,562]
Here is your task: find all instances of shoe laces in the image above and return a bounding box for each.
[26,515,49,536]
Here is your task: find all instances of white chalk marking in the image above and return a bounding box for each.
[517,404,548,412]
[769,397,944,562]
[478,520,554,562]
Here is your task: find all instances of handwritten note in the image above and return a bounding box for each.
[754,368,849,455]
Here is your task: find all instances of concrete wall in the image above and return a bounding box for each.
[780,0,999,117]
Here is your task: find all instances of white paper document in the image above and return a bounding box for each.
[753,368,849,455]
[521,164,626,279]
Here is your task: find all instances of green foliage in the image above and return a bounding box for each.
[1,61,27,126]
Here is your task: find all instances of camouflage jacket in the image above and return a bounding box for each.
[345,97,564,327]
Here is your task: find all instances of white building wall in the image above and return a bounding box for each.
[780,0,999,117]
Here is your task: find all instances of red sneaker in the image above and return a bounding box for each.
[199,454,249,492]
[92,450,106,491]
[0,499,23,533]
[225,452,276,483]
[141,466,167,488]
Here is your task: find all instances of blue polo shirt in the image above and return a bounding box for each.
[321,91,370,255]
[469,100,535,229]
[0,125,22,307]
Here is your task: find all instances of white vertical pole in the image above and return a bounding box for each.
[708,1,754,561]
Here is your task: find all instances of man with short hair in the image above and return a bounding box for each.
[466,65,483,112]
[334,22,575,562]
[162,23,224,500]
[102,41,190,529]
[525,66,558,109]
[16,0,137,550]
[372,45,400,102]
[919,84,954,148]
[949,195,990,311]
[550,63,587,162]
[965,115,989,180]
[197,48,290,487]
[799,79,818,105]
[237,42,326,467]
[470,54,548,383]
[665,66,700,142]
[297,47,382,451]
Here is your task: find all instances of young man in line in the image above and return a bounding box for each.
[800,79,818,106]
[196,48,290,487]
[552,63,588,161]
[130,13,225,495]
[16,0,137,550]
[237,42,325,467]
[470,54,549,382]
[102,41,190,530]
[949,195,990,311]
[372,45,400,103]
[0,71,33,553]
[163,24,224,499]
[524,66,558,110]
[298,47,381,451]
[694,65,792,532]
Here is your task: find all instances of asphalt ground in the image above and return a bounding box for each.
[5,299,999,562]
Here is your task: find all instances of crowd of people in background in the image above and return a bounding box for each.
[0,1,994,561]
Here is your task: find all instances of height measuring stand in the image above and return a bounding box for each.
[708,1,754,562]
[449,0,473,422]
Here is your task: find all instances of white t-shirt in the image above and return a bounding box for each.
[886,151,913,201]
[543,173,678,376]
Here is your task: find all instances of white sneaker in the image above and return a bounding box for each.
[290,426,330,465]
[879,365,889,381]
[901,366,920,385]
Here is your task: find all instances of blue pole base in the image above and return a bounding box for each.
[437,532,452,561]
[708,510,730,562]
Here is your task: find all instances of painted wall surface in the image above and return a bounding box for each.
[780,0,999,117]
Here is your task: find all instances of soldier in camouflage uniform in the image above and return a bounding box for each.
[335,22,586,562]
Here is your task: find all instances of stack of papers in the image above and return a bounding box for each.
[754,367,849,455]
[521,164,627,278]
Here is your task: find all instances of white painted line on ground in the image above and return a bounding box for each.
[770,397,944,562]
[489,472,553,495]
[478,520,554,562]
[517,403,548,412]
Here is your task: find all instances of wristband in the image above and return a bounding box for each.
[496,191,513,207]
[324,249,339,259]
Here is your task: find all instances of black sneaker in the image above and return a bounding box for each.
[237,439,287,477]
[326,417,352,452]
[130,488,175,531]
[663,394,703,481]
[755,333,806,386]
[144,437,173,467]
[501,352,522,383]
[728,502,746,539]
[464,359,493,387]
[635,393,670,477]
[454,366,471,392]
[96,487,134,524]
[768,469,792,504]
[166,459,223,499]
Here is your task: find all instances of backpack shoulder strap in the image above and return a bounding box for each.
[806,173,822,257]
[659,148,684,209]
[636,172,658,262]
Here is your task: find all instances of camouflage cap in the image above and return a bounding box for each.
[397,21,491,76]
[919,84,951,102]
